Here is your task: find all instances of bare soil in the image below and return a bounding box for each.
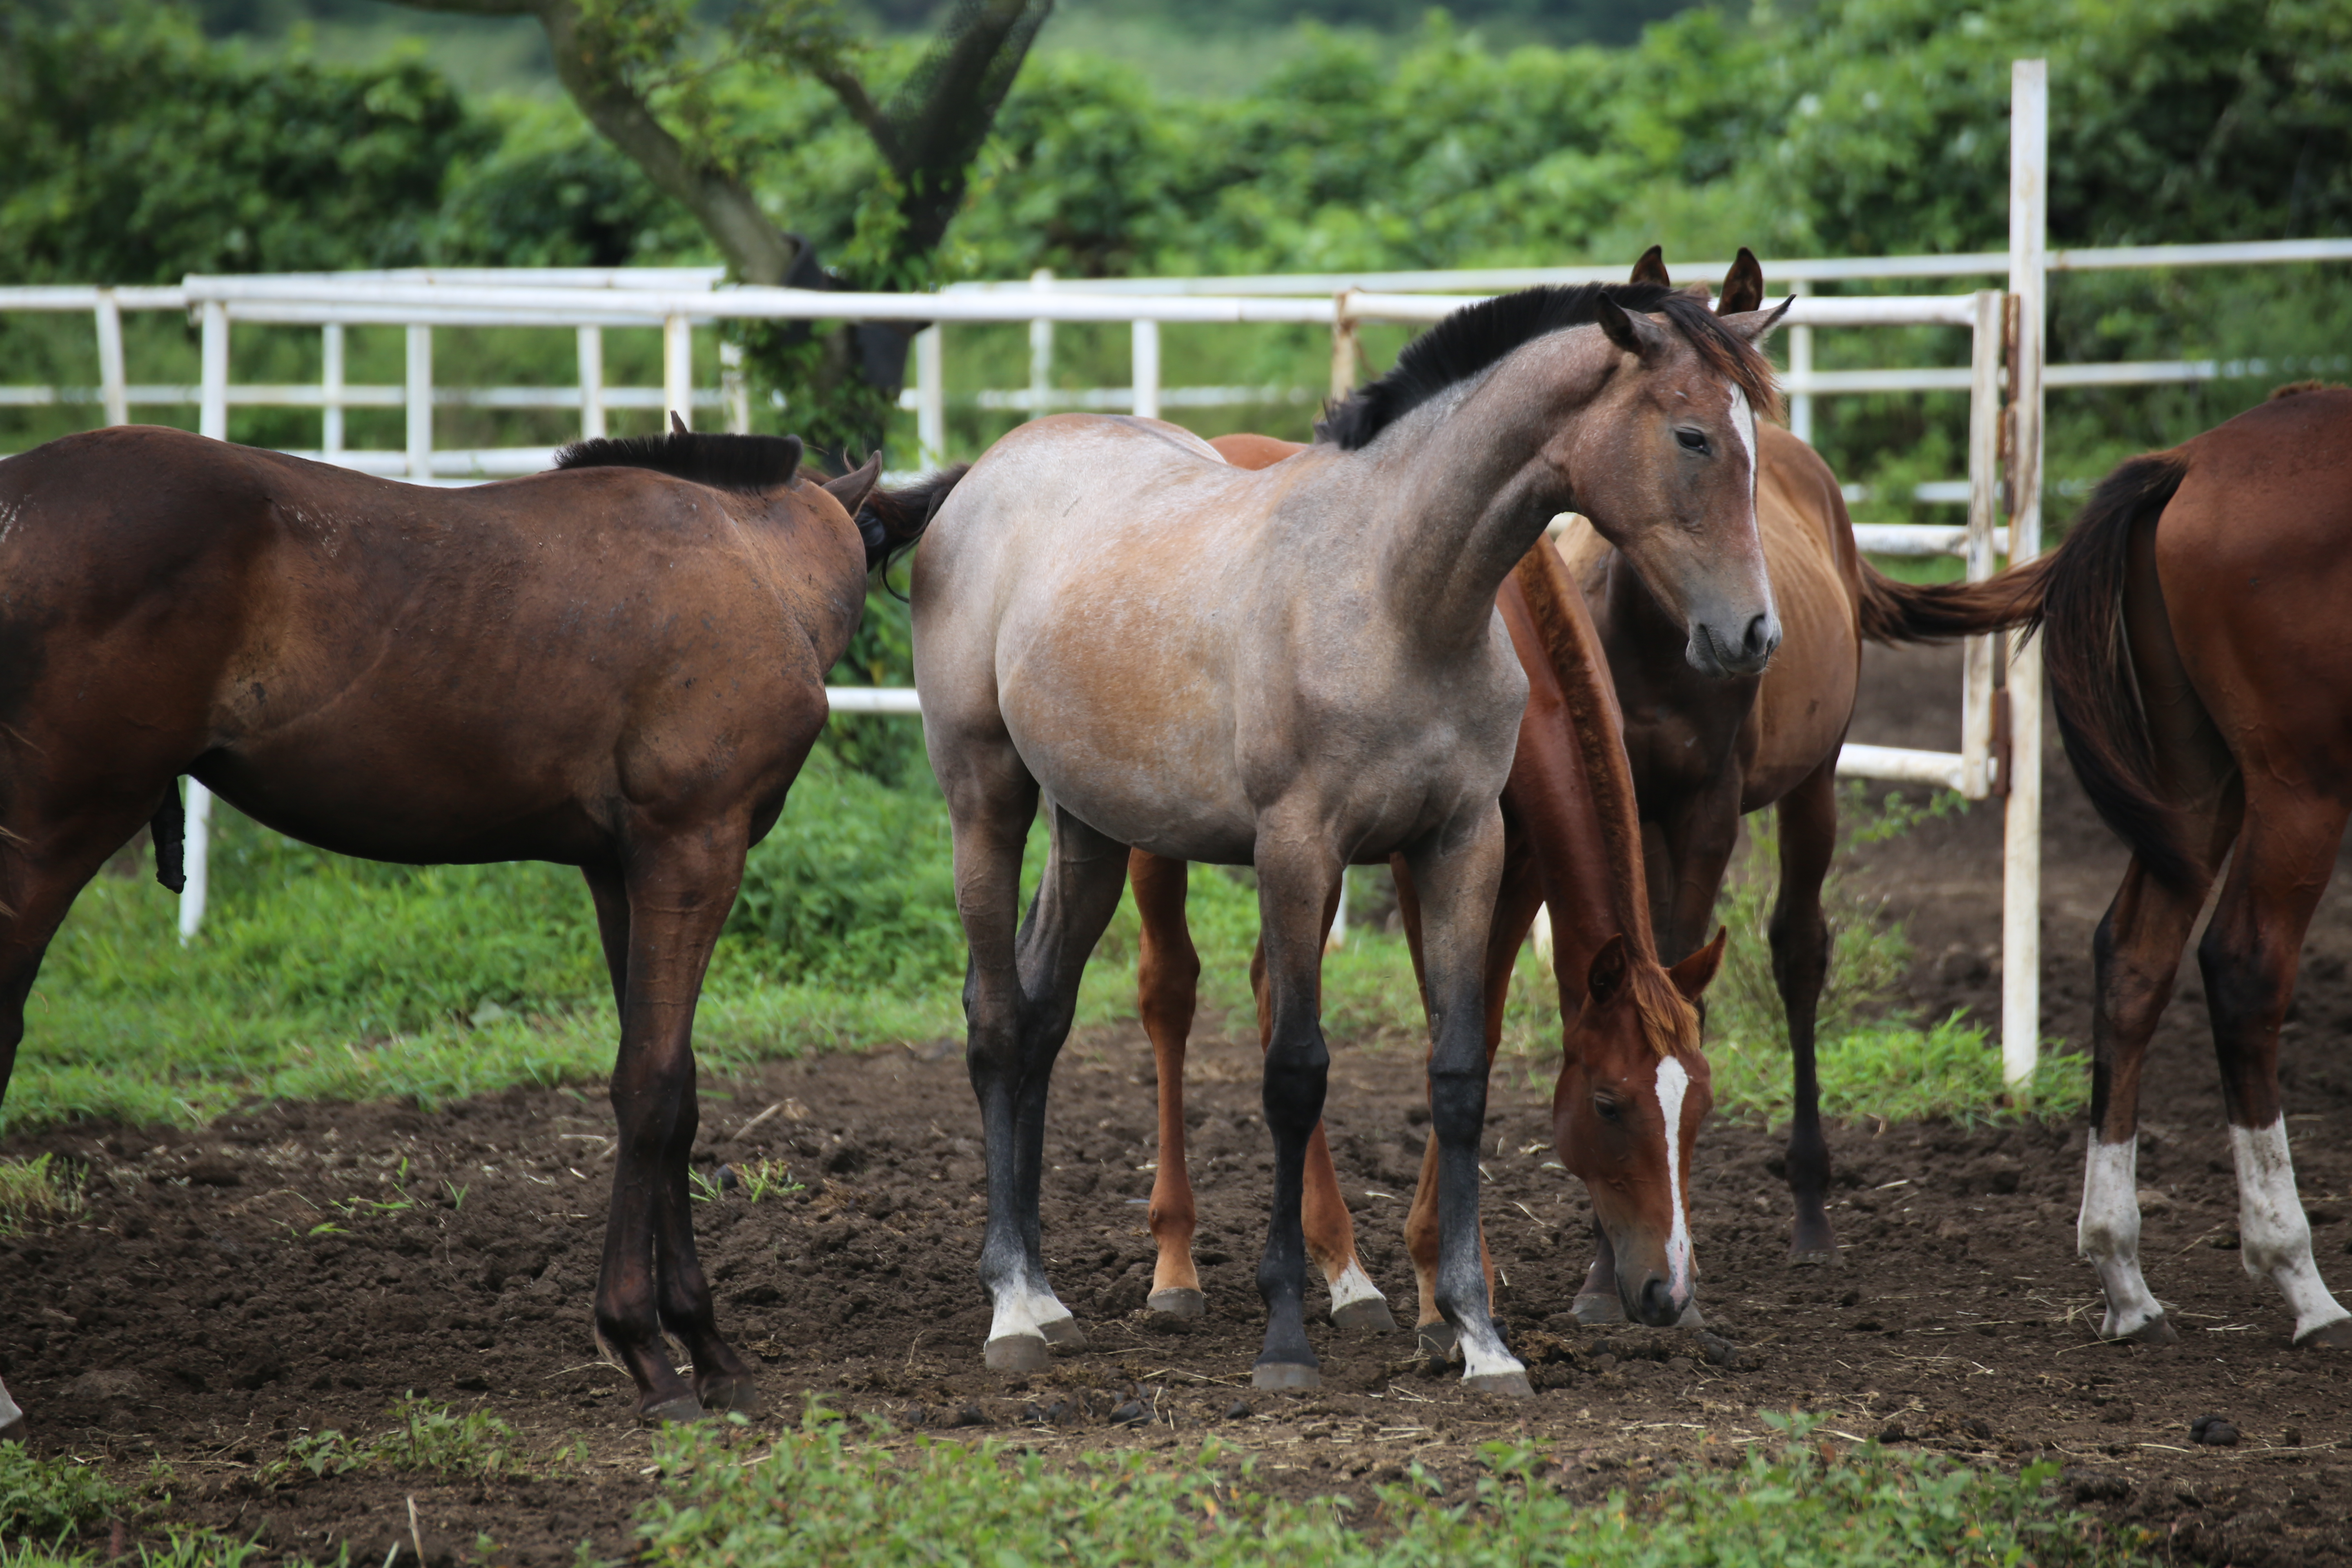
[9,642,2352,1566]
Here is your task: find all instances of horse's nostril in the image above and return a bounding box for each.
[1638,1278,1675,1325]
[1744,613,1781,661]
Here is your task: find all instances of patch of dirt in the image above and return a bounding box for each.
[9,643,2352,1566]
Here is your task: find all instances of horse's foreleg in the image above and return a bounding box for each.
[1398,840,1540,1350]
[597,828,756,1421]
[1133,849,1207,1316]
[1770,759,1840,1261]
[1247,887,1395,1334]
[2080,852,2213,1344]
[2197,787,2352,1348]
[1403,810,1529,1396]
[581,862,631,1014]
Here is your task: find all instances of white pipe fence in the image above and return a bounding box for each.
[7,62,2349,1080]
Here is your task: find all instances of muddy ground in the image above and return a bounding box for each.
[7,643,2352,1566]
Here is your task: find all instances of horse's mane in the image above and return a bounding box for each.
[555,432,804,492]
[1316,283,1781,450]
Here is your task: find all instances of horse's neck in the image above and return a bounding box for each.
[1370,335,1616,651]
[1508,544,1666,968]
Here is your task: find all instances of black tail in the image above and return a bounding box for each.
[152,780,185,895]
[2028,450,2196,889]
[855,464,968,579]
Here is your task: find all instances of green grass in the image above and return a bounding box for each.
[263,1392,562,1483]
[634,1408,2152,1568]
[0,1155,82,1237]
[0,1443,125,1547]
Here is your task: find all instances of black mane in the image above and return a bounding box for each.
[1315,282,1778,450]
[555,432,804,492]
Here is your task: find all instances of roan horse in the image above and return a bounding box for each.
[0,423,896,1436]
[1555,247,1994,1270]
[1130,426,1726,1351]
[1873,383,2352,1348]
[896,281,1784,1392]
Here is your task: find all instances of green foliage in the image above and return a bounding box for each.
[635,1407,2152,1566]
[265,1393,539,1482]
[0,1155,84,1238]
[0,1444,125,1547]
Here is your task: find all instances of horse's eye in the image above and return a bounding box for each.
[1675,428,1708,452]
[1595,1097,1624,1124]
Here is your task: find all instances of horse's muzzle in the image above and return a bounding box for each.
[1629,1274,1692,1329]
[1684,611,1781,678]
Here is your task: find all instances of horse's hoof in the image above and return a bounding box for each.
[1148,1289,1206,1319]
[699,1376,764,1415]
[1570,1293,1625,1326]
[2294,1316,2352,1350]
[1252,1360,1320,1392]
[1462,1369,1534,1399]
[1417,1322,1459,1361]
[1331,1297,1398,1334]
[985,1333,1051,1372]
[2112,1314,2179,1347]
[640,1393,708,1425]
[1674,1301,1707,1330]
[1038,1315,1087,1349]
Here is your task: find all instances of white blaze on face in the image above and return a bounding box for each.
[1727,383,1758,503]
[1654,1054,1694,1299]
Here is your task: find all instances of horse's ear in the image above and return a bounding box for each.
[670,410,690,436]
[1587,933,1633,1004]
[1592,294,1665,359]
[822,452,884,515]
[1715,248,1765,316]
[1629,245,1671,287]
[1717,296,1795,347]
[1669,927,1728,1002]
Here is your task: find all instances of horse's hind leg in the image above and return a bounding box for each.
[2197,785,2352,1346]
[594,825,760,1421]
[1134,849,1208,1316]
[1770,758,1840,1261]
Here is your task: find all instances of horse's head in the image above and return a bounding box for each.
[1550,929,1723,1327]
[1557,251,1788,678]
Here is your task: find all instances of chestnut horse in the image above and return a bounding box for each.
[0,425,894,1435]
[1875,384,2352,1347]
[1132,429,1724,1350]
[902,282,1783,1394]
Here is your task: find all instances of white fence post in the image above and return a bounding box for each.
[664,313,693,431]
[1959,289,2005,797]
[94,291,128,428]
[914,326,945,468]
[321,323,345,461]
[719,339,750,434]
[405,324,432,481]
[1028,268,1054,418]
[577,325,606,440]
[2001,58,2049,1093]
[184,300,232,942]
[1131,318,1161,421]
[1786,280,1814,445]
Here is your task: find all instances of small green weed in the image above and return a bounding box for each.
[0,1441,125,1543]
[732,1158,805,1203]
[267,1393,525,1482]
[2,1533,272,1568]
[0,1155,83,1237]
[634,1407,2152,1567]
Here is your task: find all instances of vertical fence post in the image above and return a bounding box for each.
[2001,58,2049,1094]
[577,326,606,440]
[1326,290,1361,951]
[719,340,750,434]
[321,323,345,461]
[94,291,128,428]
[1959,289,2005,799]
[405,324,433,481]
[1027,269,1054,419]
[1786,279,1814,445]
[1131,318,1160,421]
[664,313,692,432]
[183,298,232,943]
[914,327,945,468]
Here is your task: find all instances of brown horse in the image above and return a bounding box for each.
[1132,430,1724,1350]
[902,282,1783,1394]
[0,424,895,1435]
[1876,384,2352,1347]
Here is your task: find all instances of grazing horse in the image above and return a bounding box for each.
[1130,428,1725,1350]
[0,425,895,1434]
[1557,247,1988,1270]
[900,281,1784,1393]
[1876,384,2352,1347]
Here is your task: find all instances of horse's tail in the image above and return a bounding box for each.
[1854,555,2053,644]
[152,780,186,895]
[855,463,968,577]
[2028,450,2196,889]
